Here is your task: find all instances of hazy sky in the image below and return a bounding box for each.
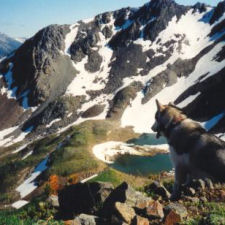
[0,0,222,38]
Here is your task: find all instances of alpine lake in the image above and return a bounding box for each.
[110,133,173,176]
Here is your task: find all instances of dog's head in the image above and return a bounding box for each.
[151,100,187,138]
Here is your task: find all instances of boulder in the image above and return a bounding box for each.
[164,210,181,225]
[146,200,164,219]
[48,195,59,207]
[73,214,97,225]
[135,198,153,210]
[58,182,113,219]
[73,214,109,225]
[132,215,149,225]
[100,182,148,219]
[145,181,171,199]
[115,202,136,224]
[165,203,188,219]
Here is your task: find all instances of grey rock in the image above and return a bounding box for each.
[74,214,97,225]
[200,197,208,203]
[100,182,148,219]
[102,26,113,39]
[145,181,171,200]
[81,104,105,118]
[73,214,109,225]
[146,200,164,219]
[48,195,59,207]
[183,196,199,203]
[107,82,143,120]
[184,187,196,196]
[114,202,136,224]
[165,203,188,219]
[205,178,214,189]
[85,51,102,73]
[190,179,206,191]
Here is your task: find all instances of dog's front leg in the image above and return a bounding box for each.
[171,164,188,201]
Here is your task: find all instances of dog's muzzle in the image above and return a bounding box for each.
[151,122,161,139]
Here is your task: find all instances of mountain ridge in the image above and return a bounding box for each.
[1,0,225,143]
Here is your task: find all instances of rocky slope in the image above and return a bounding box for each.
[0,33,21,58]
[57,178,225,225]
[0,0,225,216]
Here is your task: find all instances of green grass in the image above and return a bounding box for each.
[46,121,111,177]
[90,168,122,187]
[183,200,225,225]
[0,194,63,225]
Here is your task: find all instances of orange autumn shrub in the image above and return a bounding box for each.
[49,174,64,195]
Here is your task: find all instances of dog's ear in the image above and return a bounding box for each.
[156,99,165,112]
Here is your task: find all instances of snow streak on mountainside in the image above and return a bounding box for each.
[0,0,225,147]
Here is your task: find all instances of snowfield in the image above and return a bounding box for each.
[93,141,169,164]
[121,38,225,133]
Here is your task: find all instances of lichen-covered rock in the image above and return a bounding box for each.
[132,215,149,225]
[114,202,136,224]
[146,200,164,219]
[165,203,188,219]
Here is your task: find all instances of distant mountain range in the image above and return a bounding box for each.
[0,33,22,58]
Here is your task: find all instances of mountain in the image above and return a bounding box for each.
[0,0,225,212]
[0,33,21,58]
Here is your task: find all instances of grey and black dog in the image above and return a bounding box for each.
[152,100,225,199]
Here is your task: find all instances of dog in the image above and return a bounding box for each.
[151,99,225,199]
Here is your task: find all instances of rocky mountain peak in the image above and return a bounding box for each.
[150,0,175,8]
[210,0,225,24]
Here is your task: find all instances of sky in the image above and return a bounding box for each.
[0,0,222,38]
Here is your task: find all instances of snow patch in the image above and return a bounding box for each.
[80,174,98,183]
[22,151,33,160]
[64,24,78,56]
[12,200,29,209]
[16,156,49,198]
[46,118,61,128]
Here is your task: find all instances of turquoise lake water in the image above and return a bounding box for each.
[111,133,173,176]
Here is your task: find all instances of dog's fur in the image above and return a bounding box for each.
[152,100,225,199]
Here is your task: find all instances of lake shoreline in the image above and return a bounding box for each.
[92,141,170,164]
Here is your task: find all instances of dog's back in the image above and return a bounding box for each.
[170,119,225,182]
